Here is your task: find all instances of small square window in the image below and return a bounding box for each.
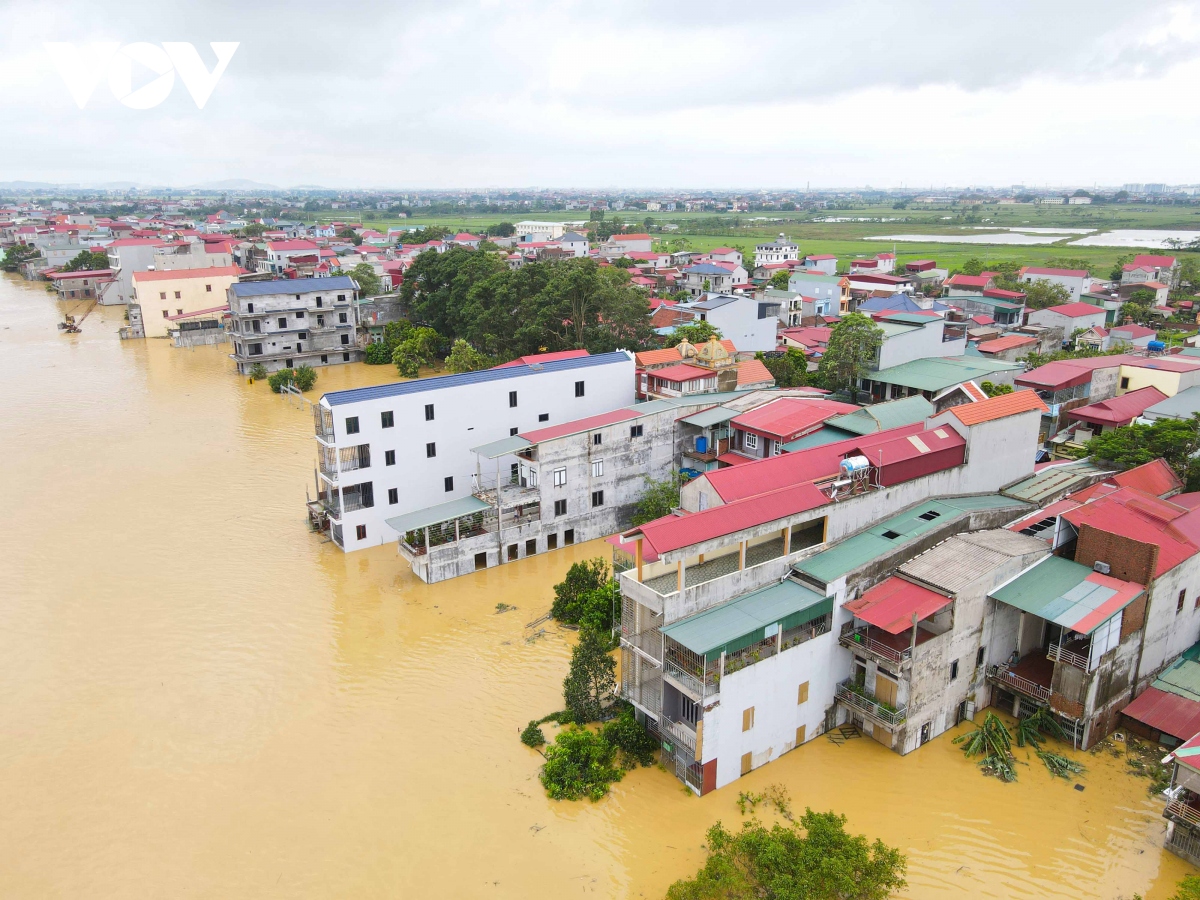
[388,488,398,504]
[342,352,350,361]
[630,424,643,438]
[575,380,585,397]
[345,417,360,435]
[539,413,549,422]
[295,310,305,319]
[509,391,518,408]
[526,538,537,556]
[381,411,394,428]
[385,450,395,466]
[547,533,558,550]
[510,427,519,436]
[507,544,518,561]
[744,433,758,450]
[159,291,166,300]
[425,404,434,421]
[591,490,604,507]
[426,442,436,458]
[554,499,567,516]
[444,476,454,492]
[278,317,287,328]
[592,433,602,446]
[881,530,901,540]
[174,291,181,299]
[162,309,169,318]
[176,309,183,316]
[564,529,575,545]
[355,524,367,541]
[338,294,346,302]
[321,354,328,364]
[205,284,212,292]
[950,659,959,681]
[341,334,350,345]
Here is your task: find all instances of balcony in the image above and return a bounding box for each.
[313,406,335,442]
[835,678,907,728]
[1166,798,1200,830]
[987,659,1052,703]
[839,623,915,666]
[1047,634,1090,671]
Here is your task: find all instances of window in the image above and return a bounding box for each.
[591,490,604,507]
[316,315,324,326]
[591,460,604,478]
[526,538,536,556]
[296,310,305,320]
[575,380,585,397]
[321,354,328,364]
[337,294,346,302]
[249,342,262,355]
[796,725,806,746]
[355,524,367,541]
[388,488,398,505]
[176,308,183,315]
[278,317,287,328]
[385,450,395,466]
[342,353,350,361]
[162,309,169,318]
[592,433,602,446]
[345,416,360,435]
[341,334,350,345]
[316,297,323,308]
[247,302,254,313]
[444,476,454,492]
[510,427,519,436]
[950,659,959,681]
[251,319,261,333]
[554,499,566,516]
[744,432,758,450]
[174,291,181,299]
[564,529,574,545]
[425,404,434,421]
[205,284,212,292]
[553,468,567,487]
[474,552,487,570]
[159,291,166,300]
[918,510,941,521]
[538,413,549,422]
[299,332,307,340]
[426,442,436,458]
[742,707,755,732]
[509,391,518,408]
[1179,590,1187,614]
[976,646,986,667]
[741,753,752,776]
[547,533,558,550]
[338,312,348,324]
[381,411,394,428]
[630,424,643,438]
[507,544,518,561]
[797,682,809,704]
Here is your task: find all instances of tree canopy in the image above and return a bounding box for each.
[60,249,110,272]
[758,348,808,388]
[666,320,721,347]
[346,262,381,297]
[631,472,682,526]
[817,312,883,398]
[563,626,617,725]
[1086,414,1200,489]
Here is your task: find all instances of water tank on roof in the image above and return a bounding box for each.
[841,455,870,478]
[1148,340,1167,353]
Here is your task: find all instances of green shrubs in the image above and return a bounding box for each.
[601,704,659,768]
[539,727,623,801]
[267,365,317,394]
[363,341,392,365]
[551,558,620,634]
[248,363,267,381]
[520,721,546,747]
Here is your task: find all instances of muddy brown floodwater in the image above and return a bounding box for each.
[0,273,1194,898]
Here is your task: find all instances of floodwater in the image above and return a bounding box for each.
[865,233,1066,245]
[1068,230,1200,248]
[0,273,1194,899]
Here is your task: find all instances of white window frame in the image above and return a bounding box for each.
[553,467,566,487]
[744,432,758,450]
[591,460,604,478]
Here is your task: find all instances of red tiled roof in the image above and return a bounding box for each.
[268,240,319,251]
[1062,487,1195,577]
[969,314,995,326]
[652,363,716,383]
[946,274,991,288]
[731,398,858,441]
[166,304,230,321]
[982,288,1026,300]
[975,334,1037,354]
[520,408,640,443]
[1067,386,1168,427]
[625,480,829,557]
[737,359,775,387]
[1133,254,1177,267]
[46,269,112,279]
[1035,302,1106,318]
[947,389,1048,425]
[1121,687,1200,741]
[132,265,240,282]
[962,381,988,401]
[845,577,953,634]
[493,349,589,368]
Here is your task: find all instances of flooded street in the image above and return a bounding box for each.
[0,272,1193,898]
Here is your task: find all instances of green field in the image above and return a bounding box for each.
[343,203,1200,277]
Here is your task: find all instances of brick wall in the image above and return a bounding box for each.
[1074,523,1157,586]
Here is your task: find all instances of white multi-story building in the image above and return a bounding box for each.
[516,221,568,241]
[308,351,636,554]
[754,233,799,268]
[1019,266,1091,302]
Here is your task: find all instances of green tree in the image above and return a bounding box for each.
[1086,415,1200,488]
[666,810,907,900]
[1,244,39,272]
[539,727,622,801]
[392,326,443,377]
[961,257,985,276]
[667,320,722,346]
[601,703,659,768]
[817,312,883,398]
[60,249,110,272]
[443,338,489,373]
[1170,874,1200,900]
[563,627,617,724]
[1110,253,1135,282]
[488,221,516,237]
[347,262,382,297]
[758,348,808,388]
[337,227,363,245]
[241,222,266,238]
[979,380,1013,398]
[552,559,611,623]
[292,364,317,391]
[363,341,393,364]
[769,269,792,290]
[631,472,682,526]
[1018,279,1071,310]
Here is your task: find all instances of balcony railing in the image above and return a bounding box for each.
[987,663,1052,703]
[839,623,912,666]
[313,406,334,441]
[1166,799,1200,829]
[662,716,697,755]
[835,678,907,727]
[1047,643,1089,671]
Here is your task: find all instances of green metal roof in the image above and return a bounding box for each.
[877,321,921,337]
[1178,348,1200,358]
[881,313,939,326]
[965,295,1025,311]
[470,435,533,458]
[991,556,1093,617]
[795,495,1029,584]
[826,395,933,435]
[680,405,741,428]
[635,391,755,415]
[1152,650,1200,703]
[384,496,490,534]
[789,272,844,286]
[1003,460,1111,504]
[782,426,858,452]
[661,578,832,661]
[867,355,1021,392]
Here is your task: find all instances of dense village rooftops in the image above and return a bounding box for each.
[230,275,356,298]
[321,350,631,407]
[731,397,859,441]
[825,395,934,436]
[660,578,831,661]
[1062,487,1198,577]
[1068,385,1168,426]
[794,495,1031,584]
[990,555,1143,635]
[868,355,1022,393]
[492,349,589,368]
[1004,459,1114,505]
[947,389,1048,425]
[976,334,1038,354]
[133,265,240,281]
[845,576,953,634]
[1108,459,1185,497]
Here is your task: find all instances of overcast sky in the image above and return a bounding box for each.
[2,0,1199,190]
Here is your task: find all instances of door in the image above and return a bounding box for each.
[874,674,898,708]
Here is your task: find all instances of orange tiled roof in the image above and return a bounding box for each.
[948,389,1048,425]
[737,358,775,386]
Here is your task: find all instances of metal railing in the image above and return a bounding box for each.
[835,679,907,727]
[663,716,697,755]
[664,660,717,700]
[313,406,334,441]
[839,623,912,666]
[1047,644,1089,671]
[1166,799,1200,829]
[988,664,1052,702]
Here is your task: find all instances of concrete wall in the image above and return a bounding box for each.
[133,271,237,338]
[1131,556,1200,691]
[877,321,965,370]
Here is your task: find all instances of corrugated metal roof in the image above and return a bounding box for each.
[680,405,741,428]
[1068,386,1168,426]
[844,577,952,633]
[782,426,858,452]
[661,578,831,659]
[900,530,1049,594]
[384,495,490,534]
[321,351,631,406]
[470,435,532,458]
[1145,385,1200,421]
[990,556,1144,634]
[869,356,1021,392]
[1154,653,1200,703]
[229,275,355,297]
[521,408,641,443]
[1003,460,1112,504]
[1121,687,1200,741]
[826,395,933,436]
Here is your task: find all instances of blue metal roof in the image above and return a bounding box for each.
[230,276,356,297]
[321,351,631,407]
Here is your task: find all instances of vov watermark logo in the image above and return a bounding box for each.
[44,42,239,110]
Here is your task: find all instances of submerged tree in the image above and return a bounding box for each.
[563,627,617,724]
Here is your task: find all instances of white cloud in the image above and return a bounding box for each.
[1,0,1198,188]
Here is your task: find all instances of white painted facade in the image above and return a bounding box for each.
[754,233,799,268]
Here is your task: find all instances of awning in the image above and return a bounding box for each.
[680,405,739,428]
[166,304,229,321]
[989,556,1144,635]
[844,576,953,634]
[470,435,532,458]
[715,452,754,466]
[385,496,490,534]
[661,578,832,661]
[1121,687,1200,742]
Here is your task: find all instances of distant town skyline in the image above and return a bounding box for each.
[2,0,1199,189]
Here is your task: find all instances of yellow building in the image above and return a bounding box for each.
[1116,360,1200,399]
[131,266,241,338]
